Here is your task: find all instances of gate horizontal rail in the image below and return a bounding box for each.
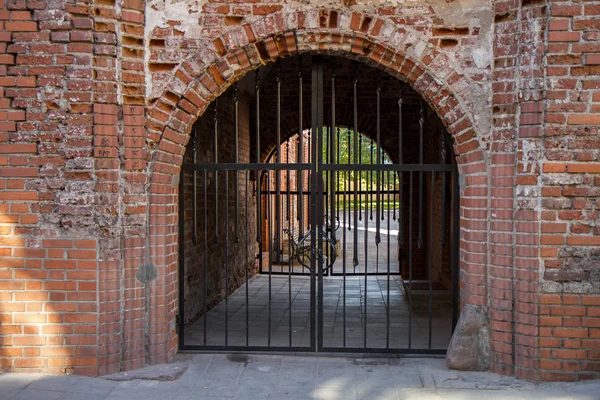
[321,164,456,172]
[182,162,312,171]
[182,163,456,172]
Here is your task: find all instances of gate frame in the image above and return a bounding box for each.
[177,55,461,356]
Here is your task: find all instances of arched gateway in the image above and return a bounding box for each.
[131,17,504,378]
[177,55,459,353]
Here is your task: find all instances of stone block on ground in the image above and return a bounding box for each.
[101,361,190,382]
[446,305,490,371]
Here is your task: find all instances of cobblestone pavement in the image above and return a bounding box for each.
[0,354,598,400]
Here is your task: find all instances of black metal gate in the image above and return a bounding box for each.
[179,56,459,354]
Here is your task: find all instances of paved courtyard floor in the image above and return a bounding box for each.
[185,275,452,350]
[0,354,598,400]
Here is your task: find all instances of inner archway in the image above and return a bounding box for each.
[178,55,459,353]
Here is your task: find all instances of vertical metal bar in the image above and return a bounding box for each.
[286,142,292,346]
[393,171,396,220]
[386,167,391,349]
[452,168,460,331]
[418,103,424,249]
[325,124,329,229]
[213,100,219,244]
[316,56,324,352]
[336,117,340,223]
[376,167,379,275]
[375,74,381,246]
[397,172,401,274]
[178,163,185,347]
[256,71,260,163]
[441,136,447,246]
[245,171,250,347]
[324,124,330,277]
[286,143,291,222]
[224,171,229,346]
[192,128,198,244]
[202,170,208,346]
[310,56,321,352]
[256,72,263,275]
[352,63,359,271]
[363,74,371,344]
[267,169,272,347]
[234,83,240,244]
[359,135,362,222]
[298,57,304,235]
[369,142,373,221]
[342,129,348,347]
[347,129,351,236]
[382,150,386,223]
[258,173,264,274]
[398,92,403,254]
[275,61,281,267]
[288,189,293,347]
[308,131,311,175]
[428,171,434,349]
[330,61,337,245]
[408,171,413,349]
[363,182,369,348]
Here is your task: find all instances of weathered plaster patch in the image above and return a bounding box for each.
[427,0,488,25]
[469,85,492,139]
[424,0,494,140]
[471,9,494,70]
[145,0,205,38]
[295,0,405,7]
[429,0,493,70]
[145,0,207,98]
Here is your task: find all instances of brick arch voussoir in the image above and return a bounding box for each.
[147,11,484,179]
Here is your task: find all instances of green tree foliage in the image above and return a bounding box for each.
[321,127,395,191]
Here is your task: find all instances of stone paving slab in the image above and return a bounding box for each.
[186,275,452,350]
[0,354,597,399]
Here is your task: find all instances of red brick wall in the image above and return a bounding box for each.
[0,0,147,375]
[491,0,545,380]
[181,89,259,325]
[538,2,600,381]
[0,0,598,381]
[0,0,101,374]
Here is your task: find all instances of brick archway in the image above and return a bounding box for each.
[132,9,505,378]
